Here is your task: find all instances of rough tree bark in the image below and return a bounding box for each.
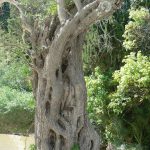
[0,0,122,149]
[34,34,100,150]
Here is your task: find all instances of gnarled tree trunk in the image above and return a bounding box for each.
[34,34,100,150]
[0,0,122,149]
[31,0,122,149]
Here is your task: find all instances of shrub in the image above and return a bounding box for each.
[29,144,36,150]
[0,86,35,133]
[123,7,150,54]
[85,67,113,145]
[86,52,150,149]
[0,61,32,91]
[108,52,150,148]
[109,52,150,114]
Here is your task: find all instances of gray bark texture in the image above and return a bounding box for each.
[0,0,122,149]
[29,0,122,150]
[34,34,100,150]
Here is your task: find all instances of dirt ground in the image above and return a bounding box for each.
[0,134,34,150]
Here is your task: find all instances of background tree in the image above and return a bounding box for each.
[0,0,122,150]
[85,1,150,149]
[83,0,150,75]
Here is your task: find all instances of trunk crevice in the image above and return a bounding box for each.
[48,129,57,149]
[45,101,50,117]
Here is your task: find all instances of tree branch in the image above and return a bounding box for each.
[52,0,122,52]
[75,0,121,35]
[0,0,32,33]
[56,0,67,24]
[45,0,122,71]
[73,0,82,11]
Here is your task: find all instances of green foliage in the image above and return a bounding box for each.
[0,86,35,133]
[109,52,150,114]
[0,18,31,91]
[0,60,32,91]
[86,52,150,148]
[48,0,57,15]
[123,8,150,54]
[84,6,150,148]
[0,2,10,31]
[19,0,76,20]
[0,44,33,133]
[108,52,150,148]
[20,0,51,19]
[29,144,36,150]
[48,0,78,15]
[85,67,114,145]
[0,26,28,60]
[0,59,31,89]
[83,1,150,75]
[86,67,110,125]
[71,144,80,150]
[0,21,33,133]
[130,0,150,8]
[83,3,129,74]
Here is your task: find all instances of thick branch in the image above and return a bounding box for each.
[73,0,82,11]
[0,0,32,33]
[57,0,67,24]
[49,0,122,59]
[74,0,122,35]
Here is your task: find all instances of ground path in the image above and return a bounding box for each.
[0,134,34,150]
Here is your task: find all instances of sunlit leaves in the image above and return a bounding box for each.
[123,7,150,53]
[109,52,150,114]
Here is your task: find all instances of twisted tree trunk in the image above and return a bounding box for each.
[0,0,122,149]
[34,35,100,150]
[29,1,122,149]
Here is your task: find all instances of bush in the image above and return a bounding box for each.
[123,7,150,54]
[0,86,35,133]
[109,52,150,114]
[0,33,34,133]
[85,67,114,145]
[86,52,150,149]
[108,52,150,148]
[0,61,32,91]
[29,144,36,150]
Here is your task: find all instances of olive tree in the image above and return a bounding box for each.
[0,0,122,149]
